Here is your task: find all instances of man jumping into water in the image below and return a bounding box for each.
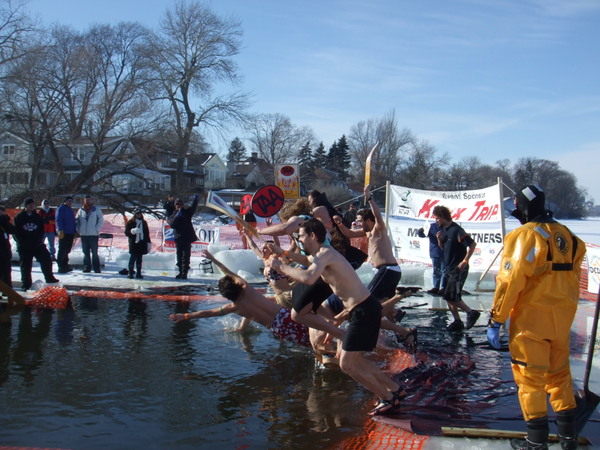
[169,250,337,360]
[267,218,404,415]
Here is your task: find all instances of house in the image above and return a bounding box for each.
[227,152,273,189]
[188,152,227,190]
[0,132,226,201]
[311,167,348,190]
[0,131,35,200]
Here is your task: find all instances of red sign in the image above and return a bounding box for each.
[252,185,285,217]
[280,165,295,176]
[240,194,252,215]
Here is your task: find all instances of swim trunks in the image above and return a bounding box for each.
[265,268,288,282]
[367,264,402,300]
[325,293,344,315]
[270,307,311,347]
[343,295,382,352]
[292,278,333,313]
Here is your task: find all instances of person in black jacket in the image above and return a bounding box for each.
[163,194,175,219]
[0,204,16,287]
[125,209,152,279]
[168,194,199,280]
[14,198,59,291]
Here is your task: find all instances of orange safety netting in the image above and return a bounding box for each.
[72,289,224,303]
[333,348,429,449]
[25,286,69,309]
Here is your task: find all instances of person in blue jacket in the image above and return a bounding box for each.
[418,221,445,295]
[168,194,199,280]
[55,196,77,273]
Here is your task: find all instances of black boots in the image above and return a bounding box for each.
[511,417,549,449]
[510,413,578,450]
[556,409,578,450]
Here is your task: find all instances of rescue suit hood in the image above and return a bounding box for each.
[511,185,547,224]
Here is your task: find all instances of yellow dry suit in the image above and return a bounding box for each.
[490,219,586,421]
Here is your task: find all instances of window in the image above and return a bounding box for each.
[71,147,84,161]
[0,172,7,183]
[2,144,15,155]
[11,172,28,184]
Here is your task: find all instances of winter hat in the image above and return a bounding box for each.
[514,185,545,224]
[65,196,74,202]
[23,197,34,207]
[133,208,142,215]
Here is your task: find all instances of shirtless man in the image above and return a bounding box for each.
[169,250,334,356]
[334,185,402,316]
[268,218,404,415]
[332,186,416,351]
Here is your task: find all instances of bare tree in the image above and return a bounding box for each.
[246,113,315,170]
[348,110,415,188]
[0,0,36,70]
[397,139,449,189]
[145,0,250,192]
[1,22,155,203]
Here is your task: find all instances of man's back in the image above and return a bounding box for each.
[235,285,283,328]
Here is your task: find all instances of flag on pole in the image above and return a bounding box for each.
[206,191,259,237]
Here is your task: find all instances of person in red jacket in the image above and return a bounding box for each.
[38,199,57,261]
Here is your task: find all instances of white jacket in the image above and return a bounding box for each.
[76,206,104,236]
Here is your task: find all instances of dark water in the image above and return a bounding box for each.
[0,295,370,449]
[1,293,598,449]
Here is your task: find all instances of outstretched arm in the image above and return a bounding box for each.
[257,216,303,237]
[169,303,237,323]
[242,229,263,259]
[364,185,385,228]
[268,254,324,285]
[190,194,200,213]
[201,249,246,286]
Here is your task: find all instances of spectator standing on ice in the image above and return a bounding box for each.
[55,196,76,274]
[14,197,59,291]
[432,205,479,331]
[76,195,104,273]
[163,194,175,219]
[38,199,57,261]
[418,221,445,295]
[169,194,199,280]
[0,204,16,287]
[125,209,152,279]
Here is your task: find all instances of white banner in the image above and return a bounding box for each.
[586,245,600,294]
[162,223,220,252]
[387,183,504,271]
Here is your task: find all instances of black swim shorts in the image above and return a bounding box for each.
[292,278,333,313]
[368,264,402,300]
[343,295,382,352]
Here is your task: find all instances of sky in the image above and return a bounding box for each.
[25,0,600,203]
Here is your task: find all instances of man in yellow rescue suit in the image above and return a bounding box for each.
[488,185,585,450]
